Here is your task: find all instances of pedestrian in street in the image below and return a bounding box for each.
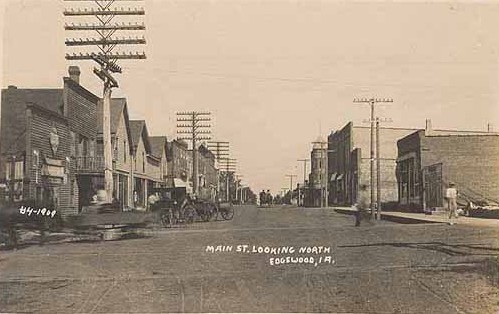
[445,182,459,225]
[355,184,369,227]
[260,190,266,207]
[266,190,273,207]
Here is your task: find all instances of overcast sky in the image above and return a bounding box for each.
[2,0,499,194]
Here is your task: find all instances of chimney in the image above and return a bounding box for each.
[425,119,432,136]
[7,85,17,90]
[68,66,80,84]
[487,123,493,133]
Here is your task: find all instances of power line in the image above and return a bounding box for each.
[354,97,393,220]
[64,0,146,204]
[176,111,212,195]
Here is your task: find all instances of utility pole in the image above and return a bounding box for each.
[376,118,381,220]
[219,157,236,202]
[176,112,211,195]
[353,97,393,219]
[297,159,309,207]
[207,141,230,201]
[375,117,392,220]
[64,0,146,203]
[207,141,230,162]
[285,174,297,204]
[297,159,310,184]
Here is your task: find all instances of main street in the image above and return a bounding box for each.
[1,205,498,313]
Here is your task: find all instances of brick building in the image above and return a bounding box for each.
[396,120,499,211]
[327,122,418,207]
[306,137,327,207]
[0,66,99,216]
[166,139,192,190]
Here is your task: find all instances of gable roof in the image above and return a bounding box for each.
[97,98,127,134]
[149,136,167,159]
[129,120,152,154]
[1,87,64,155]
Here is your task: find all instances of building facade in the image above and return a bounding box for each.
[327,122,418,207]
[129,120,164,210]
[397,120,499,210]
[1,67,170,215]
[166,139,193,190]
[306,137,327,207]
[1,67,99,216]
[197,144,218,201]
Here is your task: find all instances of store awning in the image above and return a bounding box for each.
[165,178,188,188]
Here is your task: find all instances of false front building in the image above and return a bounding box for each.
[0,67,169,215]
[396,120,499,211]
[327,122,418,207]
[0,67,99,216]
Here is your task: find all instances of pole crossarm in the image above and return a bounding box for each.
[176,111,212,194]
[65,52,146,60]
[64,0,146,204]
[65,37,146,46]
[65,23,145,31]
[64,9,145,16]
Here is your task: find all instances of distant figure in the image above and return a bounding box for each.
[259,190,266,206]
[266,190,273,206]
[355,184,369,227]
[445,182,458,225]
[133,190,139,208]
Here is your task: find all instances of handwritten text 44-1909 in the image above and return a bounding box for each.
[18,206,57,218]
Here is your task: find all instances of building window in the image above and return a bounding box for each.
[14,161,24,180]
[142,152,145,172]
[5,162,10,181]
[123,140,127,162]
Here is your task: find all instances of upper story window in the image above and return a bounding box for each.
[5,159,23,180]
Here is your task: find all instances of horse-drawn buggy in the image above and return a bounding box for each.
[150,180,234,228]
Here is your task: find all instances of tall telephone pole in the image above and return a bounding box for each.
[207,141,230,162]
[285,174,297,201]
[64,0,146,202]
[353,97,393,219]
[375,117,392,220]
[297,159,309,206]
[297,159,310,185]
[176,112,212,195]
[219,157,237,202]
[207,141,230,199]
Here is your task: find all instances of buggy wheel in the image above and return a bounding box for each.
[221,204,234,220]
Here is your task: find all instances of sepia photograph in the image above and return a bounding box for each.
[1,0,499,313]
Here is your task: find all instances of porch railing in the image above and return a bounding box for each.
[75,156,106,173]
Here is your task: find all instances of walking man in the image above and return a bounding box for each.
[445,182,458,225]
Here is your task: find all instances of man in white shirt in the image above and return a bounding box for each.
[445,182,458,225]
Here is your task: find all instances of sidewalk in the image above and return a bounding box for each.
[333,206,499,228]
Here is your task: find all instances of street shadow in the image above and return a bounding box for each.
[339,241,499,257]
[0,228,152,252]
